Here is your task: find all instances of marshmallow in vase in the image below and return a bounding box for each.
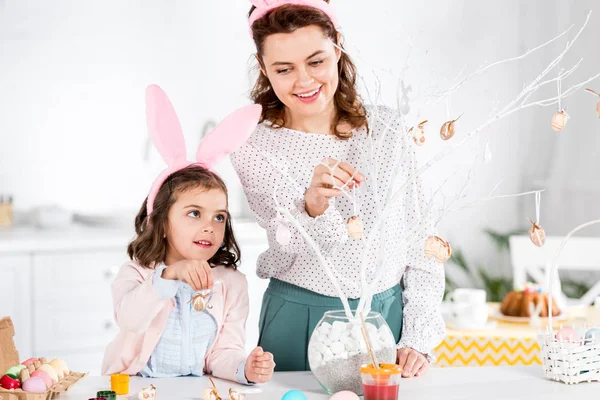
[308,321,395,369]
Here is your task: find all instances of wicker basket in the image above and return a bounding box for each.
[538,219,600,384]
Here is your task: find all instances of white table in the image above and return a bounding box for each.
[60,366,599,399]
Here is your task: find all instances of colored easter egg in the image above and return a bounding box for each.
[22,358,38,366]
[37,364,58,383]
[49,358,69,379]
[5,366,22,378]
[555,327,579,342]
[31,370,53,389]
[22,376,47,393]
[282,390,307,400]
[0,374,21,390]
[585,328,600,343]
[330,391,361,400]
[575,327,587,338]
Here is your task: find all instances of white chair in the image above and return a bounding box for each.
[509,235,600,308]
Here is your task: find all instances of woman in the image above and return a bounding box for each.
[231,0,444,378]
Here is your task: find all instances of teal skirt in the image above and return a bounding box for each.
[257,278,403,371]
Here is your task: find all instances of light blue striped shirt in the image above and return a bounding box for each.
[140,264,248,383]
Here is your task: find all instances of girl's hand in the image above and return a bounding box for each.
[396,347,430,378]
[304,158,365,217]
[161,260,213,291]
[244,346,275,383]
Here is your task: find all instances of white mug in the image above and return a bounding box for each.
[447,288,486,305]
[451,302,489,329]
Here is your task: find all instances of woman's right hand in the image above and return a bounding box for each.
[304,158,365,218]
[161,260,213,291]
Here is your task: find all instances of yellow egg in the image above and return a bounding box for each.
[49,358,70,379]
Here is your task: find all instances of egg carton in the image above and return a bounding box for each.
[0,372,87,400]
[0,317,87,400]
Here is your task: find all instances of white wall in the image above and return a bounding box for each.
[0,0,257,217]
[1,1,598,286]
[517,0,600,237]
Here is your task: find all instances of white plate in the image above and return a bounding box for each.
[490,311,568,323]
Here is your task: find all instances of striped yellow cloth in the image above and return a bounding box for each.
[433,303,589,367]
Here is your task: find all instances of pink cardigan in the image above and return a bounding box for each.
[101,261,249,381]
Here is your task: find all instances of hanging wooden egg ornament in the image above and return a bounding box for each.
[551,110,568,131]
[346,216,364,239]
[202,378,223,400]
[138,384,157,400]
[229,388,245,400]
[424,236,452,263]
[585,88,600,118]
[203,387,222,400]
[275,214,292,245]
[189,292,211,311]
[440,114,462,140]
[409,120,428,146]
[528,218,546,247]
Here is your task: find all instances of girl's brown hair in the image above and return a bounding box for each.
[249,1,368,139]
[128,165,240,269]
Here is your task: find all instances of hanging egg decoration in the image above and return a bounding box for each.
[190,292,211,312]
[409,120,428,146]
[585,88,600,118]
[346,216,364,239]
[440,114,463,140]
[424,236,452,263]
[551,110,568,131]
[528,218,546,247]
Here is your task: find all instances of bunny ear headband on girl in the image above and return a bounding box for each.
[248,0,339,32]
[145,84,262,215]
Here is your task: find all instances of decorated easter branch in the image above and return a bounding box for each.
[348,11,599,318]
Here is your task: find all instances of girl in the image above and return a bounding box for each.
[231,0,445,377]
[102,85,275,384]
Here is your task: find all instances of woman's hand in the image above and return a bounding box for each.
[304,158,365,217]
[396,347,430,378]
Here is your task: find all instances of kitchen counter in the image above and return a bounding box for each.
[57,366,598,399]
[0,219,264,254]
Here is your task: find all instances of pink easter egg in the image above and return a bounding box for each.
[31,370,53,389]
[21,358,38,366]
[330,391,360,400]
[555,327,579,342]
[22,376,47,393]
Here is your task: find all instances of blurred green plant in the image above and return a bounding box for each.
[445,228,521,302]
[444,228,592,302]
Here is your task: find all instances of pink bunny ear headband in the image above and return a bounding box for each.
[248,0,339,33]
[145,84,261,215]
